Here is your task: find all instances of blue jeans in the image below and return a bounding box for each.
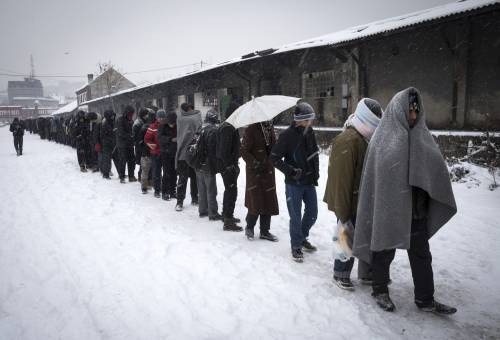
[285,184,318,250]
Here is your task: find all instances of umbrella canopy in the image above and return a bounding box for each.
[225,95,300,128]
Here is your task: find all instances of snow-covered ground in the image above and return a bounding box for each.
[1,126,499,340]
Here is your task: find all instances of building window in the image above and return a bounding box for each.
[203,89,218,107]
[302,70,335,99]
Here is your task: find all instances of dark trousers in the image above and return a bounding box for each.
[151,155,162,193]
[101,148,119,177]
[221,168,239,218]
[76,142,91,167]
[117,147,135,179]
[372,218,434,306]
[246,213,271,233]
[13,135,23,154]
[176,160,198,203]
[161,153,177,196]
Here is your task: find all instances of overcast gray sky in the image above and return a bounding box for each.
[0,0,454,93]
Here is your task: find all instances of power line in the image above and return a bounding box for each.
[0,61,209,79]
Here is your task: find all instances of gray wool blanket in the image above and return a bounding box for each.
[353,87,457,264]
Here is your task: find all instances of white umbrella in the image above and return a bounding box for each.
[225,95,300,128]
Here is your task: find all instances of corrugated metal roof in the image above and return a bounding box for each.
[81,0,499,106]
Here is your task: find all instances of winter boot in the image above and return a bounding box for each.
[209,213,223,221]
[418,300,457,315]
[175,202,183,212]
[372,293,396,312]
[199,212,208,218]
[154,191,161,198]
[103,174,111,180]
[260,231,278,242]
[120,178,126,184]
[223,218,243,232]
[129,176,138,182]
[333,277,355,291]
[224,216,241,224]
[291,248,304,262]
[245,227,254,240]
[162,193,170,201]
[302,239,317,252]
[80,165,87,173]
[142,187,148,194]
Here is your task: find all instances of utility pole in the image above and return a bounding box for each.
[30,54,36,79]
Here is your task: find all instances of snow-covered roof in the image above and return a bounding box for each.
[81,0,499,106]
[51,100,78,116]
[274,0,499,54]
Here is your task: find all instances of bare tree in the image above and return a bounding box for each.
[96,61,125,112]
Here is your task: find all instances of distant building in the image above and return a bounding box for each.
[12,97,59,108]
[76,68,135,110]
[7,78,43,104]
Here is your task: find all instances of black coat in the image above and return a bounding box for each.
[199,123,218,175]
[72,117,90,148]
[10,121,25,136]
[116,115,134,149]
[217,122,240,170]
[270,123,320,186]
[101,118,116,152]
[158,122,177,156]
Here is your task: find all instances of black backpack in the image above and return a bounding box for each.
[185,128,204,170]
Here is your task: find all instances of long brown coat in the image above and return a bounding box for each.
[240,123,279,216]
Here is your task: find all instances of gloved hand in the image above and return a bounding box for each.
[225,164,240,176]
[291,168,303,181]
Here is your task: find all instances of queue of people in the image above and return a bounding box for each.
[11,87,457,315]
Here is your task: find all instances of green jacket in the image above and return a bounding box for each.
[323,127,367,223]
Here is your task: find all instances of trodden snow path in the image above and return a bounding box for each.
[0,126,499,340]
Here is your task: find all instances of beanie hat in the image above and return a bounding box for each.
[156,109,167,119]
[205,109,219,124]
[294,102,316,121]
[344,98,382,141]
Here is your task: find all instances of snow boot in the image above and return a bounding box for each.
[245,227,254,240]
[302,239,317,252]
[80,165,87,173]
[209,213,223,221]
[223,218,243,232]
[333,277,355,291]
[260,231,278,242]
[199,212,208,218]
[162,193,170,201]
[418,300,457,315]
[291,248,304,262]
[224,216,241,224]
[175,202,183,212]
[120,178,126,184]
[372,293,396,312]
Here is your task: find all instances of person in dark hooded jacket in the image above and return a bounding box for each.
[195,110,222,221]
[100,110,120,179]
[72,110,92,172]
[9,117,25,156]
[116,105,137,183]
[158,111,178,200]
[217,102,243,231]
